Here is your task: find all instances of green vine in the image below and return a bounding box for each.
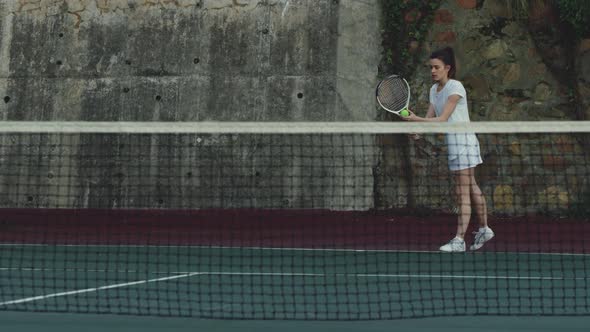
[503,0,590,39]
[555,0,590,38]
[379,0,442,77]
[376,1,442,211]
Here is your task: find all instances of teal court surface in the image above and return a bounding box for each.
[1,311,590,332]
[1,244,590,331]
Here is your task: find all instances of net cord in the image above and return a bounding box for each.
[0,121,588,134]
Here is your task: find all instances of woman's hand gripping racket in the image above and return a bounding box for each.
[376,75,411,118]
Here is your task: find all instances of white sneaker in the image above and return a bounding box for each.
[439,237,466,252]
[470,227,495,251]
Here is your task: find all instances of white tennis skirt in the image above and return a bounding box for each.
[448,146,483,171]
[446,133,483,171]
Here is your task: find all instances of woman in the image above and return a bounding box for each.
[403,47,494,252]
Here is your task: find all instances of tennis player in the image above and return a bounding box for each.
[402,47,494,252]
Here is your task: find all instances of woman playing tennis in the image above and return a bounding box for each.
[403,47,494,252]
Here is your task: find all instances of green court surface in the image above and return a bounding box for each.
[1,311,589,332]
[1,245,589,322]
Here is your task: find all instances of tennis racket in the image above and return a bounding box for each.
[376,75,411,117]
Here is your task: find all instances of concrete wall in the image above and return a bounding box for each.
[0,0,383,209]
[0,0,380,121]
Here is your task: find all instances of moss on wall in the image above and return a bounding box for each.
[379,0,442,77]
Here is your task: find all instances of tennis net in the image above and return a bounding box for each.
[0,121,589,319]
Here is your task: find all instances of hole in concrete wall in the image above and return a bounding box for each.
[56,60,63,66]
[58,33,64,38]
[297,92,304,99]
[125,60,132,66]
[155,95,162,101]
[4,96,10,103]
[123,87,130,93]
[186,172,193,178]
[261,28,269,34]
[194,58,200,64]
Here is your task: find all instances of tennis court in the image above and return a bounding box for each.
[2,243,590,318]
[0,122,589,330]
[2,233,590,331]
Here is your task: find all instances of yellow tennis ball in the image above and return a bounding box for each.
[400,109,410,117]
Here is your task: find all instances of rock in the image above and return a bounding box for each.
[483,40,508,60]
[493,185,514,211]
[538,186,569,209]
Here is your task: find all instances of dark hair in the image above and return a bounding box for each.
[430,47,456,79]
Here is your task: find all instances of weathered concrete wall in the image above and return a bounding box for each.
[0,0,382,209]
[0,0,380,121]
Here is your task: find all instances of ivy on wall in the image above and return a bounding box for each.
[502,0,589,120]
[504,0,590,39]
[555,0,590,38]
[379,0,442,77]
[376,1,442,210]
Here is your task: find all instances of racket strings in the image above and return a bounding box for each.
[377,78,409,112]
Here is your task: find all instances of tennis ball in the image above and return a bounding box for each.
[400,109,410,117]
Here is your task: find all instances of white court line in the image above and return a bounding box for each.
[161,271,589,281]
[2,267,585,281]
[1,270,587,307]
[0,267,142,274]
[1,243,589,257]
[0,272,203,307]
[353,272,583,280]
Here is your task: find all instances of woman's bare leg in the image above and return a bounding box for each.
[453,169,472,239]
[468,169,488,228]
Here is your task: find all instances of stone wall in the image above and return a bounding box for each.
[409,0,584,120]
[393,0,590,215]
